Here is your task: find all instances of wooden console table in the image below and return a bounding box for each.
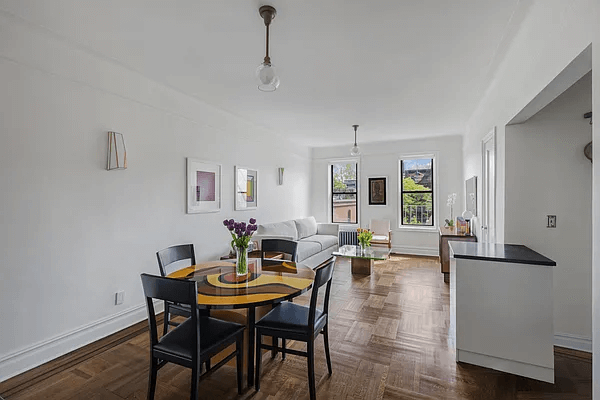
[439,227,476,282]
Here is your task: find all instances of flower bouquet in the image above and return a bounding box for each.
[357,228,373,251]
[223,218,258,275]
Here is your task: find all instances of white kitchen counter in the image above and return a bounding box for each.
[449,242,556,383]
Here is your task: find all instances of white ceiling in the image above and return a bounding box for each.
[0,0,525,147]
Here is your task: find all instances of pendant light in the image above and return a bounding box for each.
[256,6,280,92]
[350,125,361,156]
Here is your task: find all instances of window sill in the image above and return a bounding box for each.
[395,225,438,233]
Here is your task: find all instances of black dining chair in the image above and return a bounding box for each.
[141,273,245,400]
[156,244,195,335]
[254,257,336,400]
[260,238,300,357]
[260,238,298,262]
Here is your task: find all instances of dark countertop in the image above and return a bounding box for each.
[449,242,556,267]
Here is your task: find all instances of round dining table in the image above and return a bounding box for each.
[167,257,315,386]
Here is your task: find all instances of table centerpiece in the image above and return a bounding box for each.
[357,228,373,252]
[223,218,258,275]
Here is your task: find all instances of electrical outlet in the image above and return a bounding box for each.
[547,215,556,228]
[115,291,125,305]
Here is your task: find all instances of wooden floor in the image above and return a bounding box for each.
[1,255,592,399]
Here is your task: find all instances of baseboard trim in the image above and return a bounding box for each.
[391,245,438,257]
[457,349,554,383]
[554,333,592,353]
[0,301,163,385]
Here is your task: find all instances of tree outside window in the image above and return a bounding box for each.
[400,158,434,226]
[331,163,357,224]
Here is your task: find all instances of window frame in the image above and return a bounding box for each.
[329,160,359,225]
[398,154,438,231]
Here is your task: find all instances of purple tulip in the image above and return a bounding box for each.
[223,219,229,226]
[246,226,252,235]
[229,219,234,225]
[249,218,256,224]
[234,222,240,229]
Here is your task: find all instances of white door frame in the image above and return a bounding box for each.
[481,127,496,243]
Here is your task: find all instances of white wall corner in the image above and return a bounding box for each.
[554,333,592,353]
[0,301,162,383]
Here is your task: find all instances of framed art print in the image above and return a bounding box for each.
[235,166,258,210]
[368,177,387,206]
[187,158,221,214]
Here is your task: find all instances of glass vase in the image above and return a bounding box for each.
[235,246,249,276]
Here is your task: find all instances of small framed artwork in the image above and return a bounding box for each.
[235,166,258,210]
[368,177,387,206]
[187,158,221,214]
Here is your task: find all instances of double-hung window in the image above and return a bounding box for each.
[400,157,434,226]
[331,162,358,224]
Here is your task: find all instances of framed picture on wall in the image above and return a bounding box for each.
[186,158,222,214]
[368,177,387,206]
[235,166,258,210]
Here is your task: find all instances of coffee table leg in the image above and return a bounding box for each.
[351,258,373,275]
[247,306,255,387]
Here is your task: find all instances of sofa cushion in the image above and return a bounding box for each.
[256,220,298,241]
[372,235,389,241]
[295,217,318,239]
[296,241,322,262]
[299,235,338,251]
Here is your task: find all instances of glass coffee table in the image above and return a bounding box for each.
[332,245,391,275]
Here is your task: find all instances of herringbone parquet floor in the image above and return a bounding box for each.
[2,255,592,399]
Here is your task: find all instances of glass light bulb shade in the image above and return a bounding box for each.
[350,144,360,156]
[462,210,473,220]
[257,63,280,92]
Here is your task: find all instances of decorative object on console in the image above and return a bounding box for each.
[277,167,284,185]
[350,124,361,156]
[187,158,221,214]
[256,5,279,92]
[465,176,477,215]
[368,177,387,205]
[223,218,258,275]
[446,193,457,223]
[235,166,258,210]
[584,112,592,163]
[461,210,473,235]
[106,132,127,170]
[357,228,373,251]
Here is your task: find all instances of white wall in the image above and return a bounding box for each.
[505,72,592,346]
[463,0,596,354]
[311,136,463,256]
[592,2,600,395]
[0,13,311,380]
[463,0,594,244]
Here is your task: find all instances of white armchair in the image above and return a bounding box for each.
[370,219,392,248]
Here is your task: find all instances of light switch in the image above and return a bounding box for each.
[115,291,125,305]
[547,215,556,228]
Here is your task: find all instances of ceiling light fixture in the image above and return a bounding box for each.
[256,5,279,92]
[350,125,361,156]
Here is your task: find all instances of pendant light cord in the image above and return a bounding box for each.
[263,13,271,65]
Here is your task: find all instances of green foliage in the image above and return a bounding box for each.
[357,228,373,246]
[402,177,432,225]
[333,163,356,191]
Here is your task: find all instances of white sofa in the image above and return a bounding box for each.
[253,216,339,268]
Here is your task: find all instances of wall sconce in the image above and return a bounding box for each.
[106,131,127,170]
[277,167,284,185]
